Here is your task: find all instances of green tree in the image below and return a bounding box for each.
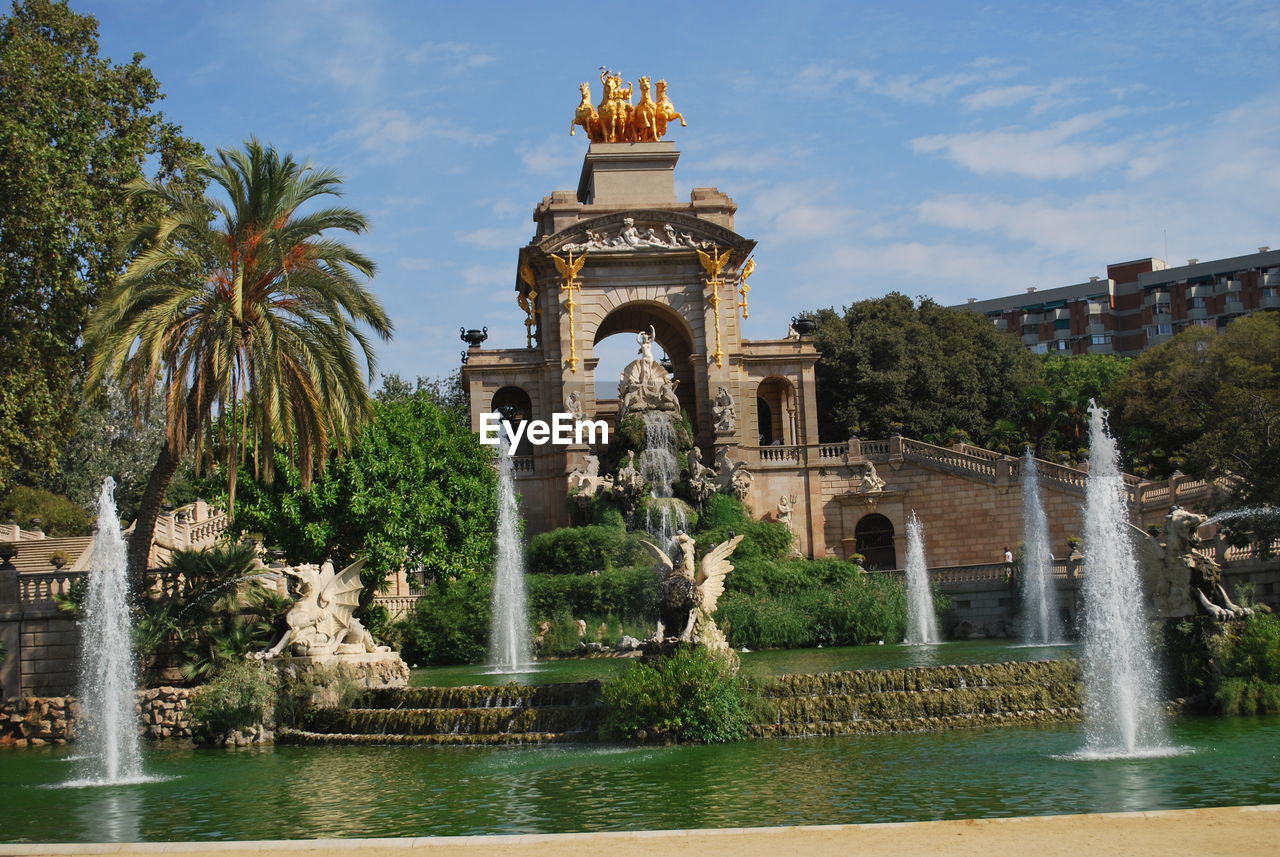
[228,386,498,588]
[84,140,393,589]
[1111,314,1280,539]
[1019,353,1131,461]
[0,0,201,494]
[811,294,1039,444]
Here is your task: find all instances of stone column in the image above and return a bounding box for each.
[0,553,19,699]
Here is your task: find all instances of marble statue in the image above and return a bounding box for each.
[859,461,886,493]
[614,450,646,518]
[712,386,737,433]
[257,559,408,687]
[560,218,710,253]
[564,390,587,422]
[641,532,745,652]
[618,326,681,419]
[568,453,613,497]
[687,446,718,507]
[776,494,803,557]
[1136,508,1257,620]
[714,446,754,503]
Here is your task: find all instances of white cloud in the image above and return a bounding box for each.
[911,109,1134,179]
[398,257,434,271]
[744,181,859,242]
[346,108,495,160]
[462,264,513,289]
[796,63,1013,103]
[521,135,578,175]
[701,149,786,173]
[961,78,1080,114]
[455,224,532,249]
[407,41,496,74]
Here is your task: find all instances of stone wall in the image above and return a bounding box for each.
[0,686,195,747]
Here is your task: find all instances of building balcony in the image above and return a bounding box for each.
[1088,340,1114,354]
[1263,271,1280,287]
[1224,299,1245,315]
[1021,332,1041,346]
[1020,312,1045,325]
[1186,306,1208,320]
[1187,284,1214,298]
[1087,321,1108,335]
[1143,291,1170,307]
[1087,302,1108,315]
[1052,307,1070,321]
[1223,279,1242,293]
[1261,293,1280,309]
[1054,328,1072,340]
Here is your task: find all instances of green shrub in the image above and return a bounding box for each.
[538,609,583,657]
[0,486,92,536]
[602,647,759,743]
[527,564,659,620]
[717,573,907,649]
[1214,613,1280,714]
[273,663,365,728]
[694,495,791,561]
[187,659,278,741]
[528,525,629,575]
[401,577,490,665]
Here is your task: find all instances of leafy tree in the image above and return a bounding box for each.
[1111,314,1280,540]
[1018,353,1131,461]
[227,386,498,588]
[0,0,202,494]
[0,485,92,536]
[84,140,393,589]
[811,294,1039,444]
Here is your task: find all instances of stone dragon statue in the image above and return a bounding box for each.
[258,558,390,658]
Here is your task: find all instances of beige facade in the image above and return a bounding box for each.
[462,143,1221,567]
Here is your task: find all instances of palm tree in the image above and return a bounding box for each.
[85,140,393,589]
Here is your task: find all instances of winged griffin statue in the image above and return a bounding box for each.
[1132,507,1259,621]
[641,532,745,652]
[259,558,390,659]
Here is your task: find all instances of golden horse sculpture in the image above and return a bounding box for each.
[569,72,686,143]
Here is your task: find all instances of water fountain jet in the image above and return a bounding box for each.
[489,431,532,673]
[904,512,940,645]
[1020,449,1064,645]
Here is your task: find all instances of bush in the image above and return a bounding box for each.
[694,495,792,561]
[528,525,629,575]
[401,577,490,665]
[528,564,659,620]
[0,486,92,536]
[273,663,365,729]
[187,659,278,741]
[717,573,907,649]
[1215,613,1280,715]
[602,647,759,743]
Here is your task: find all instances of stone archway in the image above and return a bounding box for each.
[756,376,797,445]
[592,300,697,420]
[855,513,897,570]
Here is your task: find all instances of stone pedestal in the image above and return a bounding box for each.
[270,651,409,690]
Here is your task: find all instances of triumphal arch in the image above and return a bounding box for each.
[462,73,825,549]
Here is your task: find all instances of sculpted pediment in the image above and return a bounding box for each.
[537,210,751,258]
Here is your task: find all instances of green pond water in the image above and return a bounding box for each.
[412,639,1079,686]
[5,715,1280,842]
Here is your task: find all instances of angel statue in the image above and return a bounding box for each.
[258,559,390,659]
[641,532,745,653]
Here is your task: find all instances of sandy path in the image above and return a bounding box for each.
[3,804,1276,857]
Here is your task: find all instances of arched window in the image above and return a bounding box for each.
[756,398,773,445]
[491,386,533,455]
[855,513,896,570]
[756,377,796,445]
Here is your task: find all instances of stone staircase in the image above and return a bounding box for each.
[278,680,606,746]
[750,660,1083,738]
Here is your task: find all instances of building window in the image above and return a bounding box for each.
[1192,318,1216,328]
[1055,340,1070,351]
[1189,297,1207,309]
[1021,324,1038,335]
[1149,323,1172,337]
[1032,343,1049,354]
[1091,335,1109,345]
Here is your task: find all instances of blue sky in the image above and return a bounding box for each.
[87,0,1280,384]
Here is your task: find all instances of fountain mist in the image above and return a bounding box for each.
[73,477,144,785]
[639,411,687,550]
[1020,450,1063,644]
[904,512,940,644]
[1077,402,1170,758]
[489,432,531,672]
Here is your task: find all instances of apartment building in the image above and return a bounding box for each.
[958,247,1280,355]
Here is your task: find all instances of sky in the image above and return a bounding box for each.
[86,0,1280,385]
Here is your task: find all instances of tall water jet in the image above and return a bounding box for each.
[904,511,940,644]
[74,477,144,785]
[1020,449,1063,644]
[1078,402,1169,757]
[639,410,687,549]
[489,432,532,672]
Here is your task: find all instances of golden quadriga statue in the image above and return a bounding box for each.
[571,70,687,143]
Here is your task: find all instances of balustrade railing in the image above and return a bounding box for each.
[759,444,804,464]
[511,456,534,474]
[858,440,890,456]
[818,443,848,460]
[372,594,424,620]
[900,438,998,480]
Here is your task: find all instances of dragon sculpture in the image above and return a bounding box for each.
[641,532,745,652]
[259,559,390,658]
